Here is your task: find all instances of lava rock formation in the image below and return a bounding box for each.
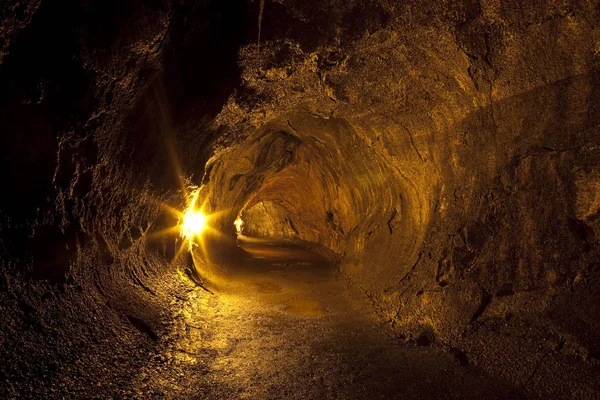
[1,0,599,398]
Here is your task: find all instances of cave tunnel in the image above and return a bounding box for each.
[2,0,600,398]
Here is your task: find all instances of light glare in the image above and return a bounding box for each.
[234,217,244,234]
[182,210,207,238]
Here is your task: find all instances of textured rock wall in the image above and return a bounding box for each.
[0,0,252,396]
[1,0,600,397]
[201,115,406,262]
[202,0,600,395]
[242,200,301,240]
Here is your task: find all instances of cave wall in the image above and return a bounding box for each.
[241,200,301,240]
[1,0,600,397]
[205,0,600,395]
[201,115,408,263]
[0,0,254,396]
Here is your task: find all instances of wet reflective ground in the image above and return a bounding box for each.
[132,236,524,399]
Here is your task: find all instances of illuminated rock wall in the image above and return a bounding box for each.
[1,0,600,397]
[202,1,600,393]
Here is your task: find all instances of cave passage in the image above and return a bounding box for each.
[2,0,600,398]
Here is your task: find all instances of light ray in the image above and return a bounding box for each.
[146,226,181,240]
[154,84,190,203]
[172,238,189,264]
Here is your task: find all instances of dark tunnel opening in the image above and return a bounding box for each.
[2,0,600,398]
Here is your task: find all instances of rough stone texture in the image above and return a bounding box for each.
[204,1,600,396]
[1,0,600,398]
[1,0,251,397]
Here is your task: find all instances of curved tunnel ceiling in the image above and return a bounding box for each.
[200,115,417,268]
[2,0,600,398]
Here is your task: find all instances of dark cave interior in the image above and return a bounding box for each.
[1,0,600,398]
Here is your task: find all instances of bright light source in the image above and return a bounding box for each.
[182,209,207,239]
[234,217,244,234]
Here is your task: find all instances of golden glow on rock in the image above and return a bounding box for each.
[182,210,207,238]
[179,189,210,241]
[234,217,244,234]
[151,183,226,288]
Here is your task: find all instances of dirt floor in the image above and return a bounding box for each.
[131,237,525,399]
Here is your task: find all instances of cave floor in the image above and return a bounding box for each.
[131,238,524,399]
